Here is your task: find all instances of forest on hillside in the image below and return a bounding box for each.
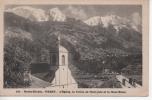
[4,12,142,88]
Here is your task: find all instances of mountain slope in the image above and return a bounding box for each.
[4,11,142,60]
[84,15,141,32]
[6,6,66,22]
[6,6,48,21]
[4,7,142,88]
[48,7,66,22]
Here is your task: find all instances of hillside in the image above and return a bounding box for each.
[4,12,142,57]
[4,11,142,67]
[4,10,142,87]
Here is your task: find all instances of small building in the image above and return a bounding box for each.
[50,34,78,88]
[30,32,78,88]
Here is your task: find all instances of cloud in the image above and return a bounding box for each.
[130,12,142,32]
[63,6,88,20]
[131,12,141,25]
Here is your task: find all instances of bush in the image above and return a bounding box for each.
[4,39,32,88]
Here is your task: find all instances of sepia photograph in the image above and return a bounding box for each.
[4,5,142,89]
[0,0,149,96]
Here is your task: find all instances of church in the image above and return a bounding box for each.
[30,33,78,88]
[49,34,78,88]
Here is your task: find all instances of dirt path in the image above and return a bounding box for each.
[29,75,51,88]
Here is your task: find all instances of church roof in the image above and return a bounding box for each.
[59,45,68,52]
[49,45,68,53]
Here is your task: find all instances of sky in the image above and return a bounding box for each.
[6,5,142,26]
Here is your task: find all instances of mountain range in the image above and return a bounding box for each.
[6,6,141,32]
[6,6,66,22]
[4,6,142,62]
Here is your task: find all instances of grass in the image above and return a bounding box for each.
[33,71,55,83]
[76,73,121,88]
[69,64,122,88]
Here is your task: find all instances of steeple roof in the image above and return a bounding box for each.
[59,45,68,53]
[50,31,68,53]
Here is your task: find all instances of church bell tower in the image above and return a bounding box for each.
[50,32,78,88]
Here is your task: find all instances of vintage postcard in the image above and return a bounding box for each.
[0,0,149,96]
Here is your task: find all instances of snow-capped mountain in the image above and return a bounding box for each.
[49,8,66,22]
[4,8,142,62]
[6,6,141,32]
[84,15,140,32]
[6,6,48,22]
[6,6,66,22]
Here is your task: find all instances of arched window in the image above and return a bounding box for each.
[62,55,65,65]
[52,54,56,65]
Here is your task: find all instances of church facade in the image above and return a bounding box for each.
[49,35,78,88]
